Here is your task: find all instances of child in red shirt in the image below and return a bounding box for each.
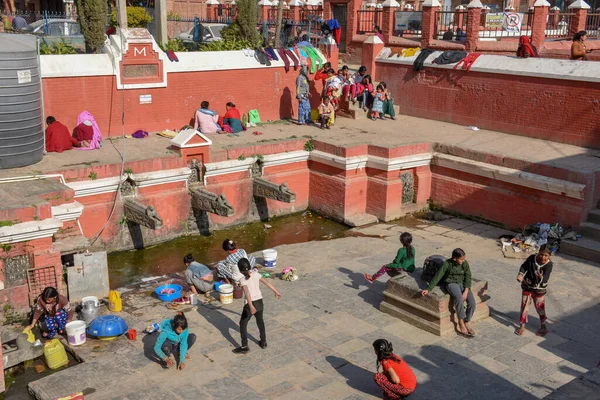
[372,339,417,399]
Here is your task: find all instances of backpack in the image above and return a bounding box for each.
[420,255,445,283]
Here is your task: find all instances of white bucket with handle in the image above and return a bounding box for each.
[263,249,277,269]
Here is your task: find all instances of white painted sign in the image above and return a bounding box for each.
[133,47,147,57]
[139,94,152,104]
[17,70,31,84]
[503,12,524,33]
[395,12,422,31]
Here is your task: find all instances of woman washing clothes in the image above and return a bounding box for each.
[222,102,243,133]
[515,245,553,337]
[216,239,256,285]
[194,101,221,134]
[26,287,73,340]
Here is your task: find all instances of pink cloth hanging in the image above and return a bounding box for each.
[76,111,102,150]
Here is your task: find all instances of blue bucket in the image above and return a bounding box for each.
[155,284,182,302]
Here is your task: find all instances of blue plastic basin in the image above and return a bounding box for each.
[87,315,128,338]
[155,284,182,302]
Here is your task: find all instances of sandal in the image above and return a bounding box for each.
[363,273,374,284]
[515,327,525,336]
[536,326,548,337]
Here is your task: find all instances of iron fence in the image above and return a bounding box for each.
[546,12,572,38]
[478,11,534,38]
[260,18,324,47]
[393,11,422,38]
[267,7,292,21]
[586,13,600,37]
[1,10,77,29]
[434,10,468,40]
[299,8,324,22]
[356,9,382,34]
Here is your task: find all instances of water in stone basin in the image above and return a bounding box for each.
[107,211,349,289]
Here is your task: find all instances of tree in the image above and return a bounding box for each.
[75,0,108,54]
[273,0,284,47]
[222,0,261,47]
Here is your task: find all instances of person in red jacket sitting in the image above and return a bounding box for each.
[45,116,79,153]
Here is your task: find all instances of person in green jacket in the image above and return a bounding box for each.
[421,248,476,337]
[154,312,196,370]
[365,232,415,283]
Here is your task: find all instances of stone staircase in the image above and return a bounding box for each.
[337,98,400,120]
[561,208,600,263]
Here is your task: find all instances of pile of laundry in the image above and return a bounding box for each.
[500,222,578,259]
[244,42,328,73]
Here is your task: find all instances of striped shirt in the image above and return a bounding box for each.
[225,249,255,268]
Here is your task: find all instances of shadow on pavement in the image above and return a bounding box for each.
[325,355,382,397]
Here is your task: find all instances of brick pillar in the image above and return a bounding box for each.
[206,0,220,20]
[550,6,559,26]
[289,3,301,21]
[568,0,590,37]
[323,0,332,20]
[345,0,359,52]
[258,0,271,22]
[381,0,400,44]
[465,0,482,52]
[420,0,440,48]
[362,35,384,80]
[531,0,550,50]
[480,7,488,27]
[455,4,466,29]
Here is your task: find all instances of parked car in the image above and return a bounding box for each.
[177,23,226,43]
[26,19,85,52]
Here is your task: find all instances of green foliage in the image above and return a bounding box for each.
[199,37,254,51]
[222,0,261,47]
[110,7,153,28]
[3,17,12,32]
[167,10,181,21]
[160,38,188,52]
[1,244,13,253]
[88,171,98,180]
[117,216,128,226]
[0,220,14,227]
[237,154,246,161]
[75,0,108,53]
[40,39,76,55]
[304,139,314,152]
[123,168,134,175]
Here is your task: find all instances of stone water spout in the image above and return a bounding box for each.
[123,199,163,229]
[190,189,235,217]
[253,178,296,203]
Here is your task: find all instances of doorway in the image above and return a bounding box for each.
[332,4,347,53]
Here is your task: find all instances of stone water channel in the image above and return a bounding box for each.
[108,210,350,289]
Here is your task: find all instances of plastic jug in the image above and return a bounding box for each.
[108,290,122,312]
[44,339,69,369]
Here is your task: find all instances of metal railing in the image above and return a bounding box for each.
[356,9,382,34]
[1,10,77,29]
[546,12,572,38]
[267,7,292,21]
[393,11,422,38]
[478,11,534,38]
[586,13,600,37]
[299,8,323,22]
[434,10,468,40]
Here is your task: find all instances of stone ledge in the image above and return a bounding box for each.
[380,271,490,336]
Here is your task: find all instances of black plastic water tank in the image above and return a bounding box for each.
[0,33,44,169]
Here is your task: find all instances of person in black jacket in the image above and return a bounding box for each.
[515,245,553,337]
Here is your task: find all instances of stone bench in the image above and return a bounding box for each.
[379,269,490,336]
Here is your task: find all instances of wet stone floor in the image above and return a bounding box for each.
[25,217,600,400]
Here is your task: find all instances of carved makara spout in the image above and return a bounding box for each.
[123,199,163,229]
[253,178,296,203]
[191,189,234,217]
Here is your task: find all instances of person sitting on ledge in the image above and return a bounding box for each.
[222,102,243,133]
[571,30,589,61]
[194,101,221,134]
[365,232,415,283]
[421,248,476,337]
[516,35,538,58]
[183,253,214,296]
[45,116,80,153]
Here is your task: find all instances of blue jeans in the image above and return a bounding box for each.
[298,97,311,124]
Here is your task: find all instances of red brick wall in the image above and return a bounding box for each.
[376,61,600,149]
[42,67,300,138]
[431,165,585,229]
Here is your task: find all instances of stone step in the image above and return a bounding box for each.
[579,222,600,241]
[587,209,600,224]
[560,238,600,264]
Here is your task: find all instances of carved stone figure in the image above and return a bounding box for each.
[120,177,136,197]
[191,189,234,217]
[188,159,202,184]
[400,172,415,204]
[253,178,296,203]
[123,199,163,229]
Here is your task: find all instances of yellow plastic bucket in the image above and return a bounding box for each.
[44,339,69,369]
[108,290,122,312]
[219,284,234,304]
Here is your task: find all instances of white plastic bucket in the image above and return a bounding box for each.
[263,249,277,269]
[66,320,87,346]
[219,284,234,304]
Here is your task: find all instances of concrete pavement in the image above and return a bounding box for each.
[27,216,600,400]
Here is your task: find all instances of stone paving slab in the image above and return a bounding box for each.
[27,217,600,400]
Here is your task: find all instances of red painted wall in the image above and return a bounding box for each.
[376,62,600,149]
[42,67,300,137]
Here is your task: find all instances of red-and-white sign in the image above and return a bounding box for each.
[503,12,524,33]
